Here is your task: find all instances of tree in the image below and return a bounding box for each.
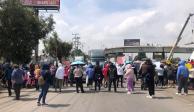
[43,32,73,62]
[134,52,147,61]
[0,0,55,64]
[71,49,85,57]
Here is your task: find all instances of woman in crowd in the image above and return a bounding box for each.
[125,64,135,94]
[37,64,51,106]
[74,65,84,93]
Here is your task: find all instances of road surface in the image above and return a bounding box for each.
[0,84,194,112]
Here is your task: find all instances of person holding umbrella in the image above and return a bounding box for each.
[73,65,84,93]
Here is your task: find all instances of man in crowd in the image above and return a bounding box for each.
[11,64,24,100]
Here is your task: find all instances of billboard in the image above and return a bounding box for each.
[21,0,60,10]
[124,39,140,46]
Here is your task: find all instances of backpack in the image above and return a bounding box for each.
[38,76,45,86]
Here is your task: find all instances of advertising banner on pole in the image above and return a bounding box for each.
[124,39,140,46]
[21,0,60,10]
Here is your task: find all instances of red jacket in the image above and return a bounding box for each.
[103,64,109,78]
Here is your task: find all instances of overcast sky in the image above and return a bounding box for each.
[40,0,194,53]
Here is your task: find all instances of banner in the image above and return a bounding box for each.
[124,39,140,46]
[21,0,60,9]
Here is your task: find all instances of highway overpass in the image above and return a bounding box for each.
[104,46,194,55]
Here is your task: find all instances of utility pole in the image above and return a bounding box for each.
[34,9,39,64]
[167,13,194,61]
[72,33,81,50]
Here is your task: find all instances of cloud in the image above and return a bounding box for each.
[43,0,194,52]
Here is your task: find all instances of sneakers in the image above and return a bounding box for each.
[127,92,131,94]
[184,93,188,96]
[146,95,153,99]
[176,93,181,95]
[37,102,41,106]
[37,102,48,106]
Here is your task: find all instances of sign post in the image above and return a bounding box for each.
[21,0,60,63]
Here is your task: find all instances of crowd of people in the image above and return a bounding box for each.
[0,58,191,105]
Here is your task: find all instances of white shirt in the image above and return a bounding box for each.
[55,66,64,79]
[157,68,164,76]
[116,64,125,76]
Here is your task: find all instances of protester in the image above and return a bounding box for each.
[64,65,70,87]
[86,64,94,90]
[69,66,75,87]
[11,64,24,100]
[102,64,109,88]
[29,63,35,87]
[156,64,165,88]
[55,63,64,92]
[139,61,147,90]
[94,61,103,91]
[116,63,125,88]
[176,60,189,95]
[166,64,175,88]
[108,63,117,92]
[4,63,13,96]
[34,64,41,91]
[73,65,84,93]
[37,64,51,106]
[50,64,56,87]
[140,59,155,98]
[125,64,135,94]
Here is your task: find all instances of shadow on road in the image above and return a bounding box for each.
[155,89,165,91]
[49,89,75,93]
[46,104,70,108]
[153,96,173,100]
[20,97,38,101]
[186,93,194,96]
[133,92,146,94]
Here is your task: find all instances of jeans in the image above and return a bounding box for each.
[117,75,123,87]
[13,83,22,100]
[178,77,188,94]
[55,79,63,92]
[38,84,49,103]
[7,80,12,96]
[95,79,101,91]
[75,77,84,93]
[147,79,155,96]
[158,76,164,86]
[35,79,39,91]
[108,78,117,92]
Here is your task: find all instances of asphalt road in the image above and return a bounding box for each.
[0,84,194,112]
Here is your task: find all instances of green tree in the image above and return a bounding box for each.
[134,52,147,61]
[0,0,54,64]
[43,32,73,62]
[71,49,85,57]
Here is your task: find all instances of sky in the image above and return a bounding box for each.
[40,0,194,53]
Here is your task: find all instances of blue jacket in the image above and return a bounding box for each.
[4,65,13,80]
[177,60,189,80]
[11,68,24,84]
[86,67,94,79]
[41,64,51,85]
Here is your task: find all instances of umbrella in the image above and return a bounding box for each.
[71,61,85,66]
[125,60,132,64]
